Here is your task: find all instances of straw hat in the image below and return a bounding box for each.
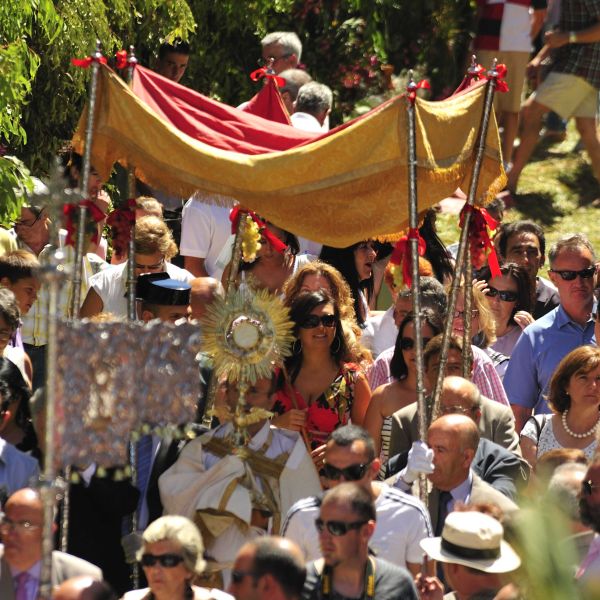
[420,511,521,574]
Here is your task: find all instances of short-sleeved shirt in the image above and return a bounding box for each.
[475,0,548,53]
[282,486,432,567]
[552,0,600,88]
[504,305,597,413]
[302,557,418,600]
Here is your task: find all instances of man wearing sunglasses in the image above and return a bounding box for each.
[282,425,431,577]
[302,483,418,600]
[577,458,600,589]
[0,487,102,598]
[504,233,598,432]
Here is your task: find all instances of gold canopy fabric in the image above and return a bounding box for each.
[73,66,506,247]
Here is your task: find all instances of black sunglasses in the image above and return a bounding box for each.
[231,569,257,584]
[300,314,337,329]
[400,337,432,351]
[487,286,518,302]
[140,553,184,568]
[315,518,368,536]
[322,462,372,481]
[550,267,596,281]
[582,480,599,495]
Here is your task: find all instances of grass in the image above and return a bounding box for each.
[435,122,600,276]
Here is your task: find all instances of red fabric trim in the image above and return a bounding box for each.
[241,76,291,125]
[474,35,501,51]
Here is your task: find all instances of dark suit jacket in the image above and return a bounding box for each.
[423,473,519,535]
[388,397,520,459]
[386,438,530,500]
[0,548,102,599]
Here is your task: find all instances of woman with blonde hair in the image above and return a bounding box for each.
[80,216,194,318]
[520,345,600,468]
[122,515,232,600]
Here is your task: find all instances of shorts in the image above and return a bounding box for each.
[476,50,530,113]
[532,71,598,119]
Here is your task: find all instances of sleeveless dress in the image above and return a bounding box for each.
[273,363,360,449]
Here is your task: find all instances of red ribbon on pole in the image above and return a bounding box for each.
[63,200,106,247]
[389,228,427,289]
[492,64,509,93]
[407,80,431,103]
[229,207,287,254]
[71,55,107,68]
[453,63,508,95]
[115,50,129,70]
[107,199,137,256]
[459,205,501,276]
[249,67,286,88]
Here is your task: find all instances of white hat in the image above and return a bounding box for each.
[420,511,521,574]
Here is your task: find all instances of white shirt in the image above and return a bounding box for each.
[89,261,194,317]
[290,112,323,132]
[180,200,233,279]
[282,485,432,567]
[361,306,397,359]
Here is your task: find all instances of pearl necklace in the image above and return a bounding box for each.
[561,409,600,439]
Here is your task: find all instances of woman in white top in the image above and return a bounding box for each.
[122,515,231,600]
[80,216,194,319]
[520,345,600,468]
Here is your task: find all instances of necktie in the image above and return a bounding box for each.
[576,536,600,579]
[15,572,30,600]
[136,435,154,512]
[435,490,453,536]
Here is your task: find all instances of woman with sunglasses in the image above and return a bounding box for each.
[272,290,371,454]
[123,515,232,600]
[319,241,377,327]
[80,216,194,319]
[520,346,600,469]
[363,309,442,475]
[478,263,534,357]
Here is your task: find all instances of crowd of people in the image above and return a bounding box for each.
[0,15,599,600]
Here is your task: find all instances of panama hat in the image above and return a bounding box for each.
[420,511,521,574]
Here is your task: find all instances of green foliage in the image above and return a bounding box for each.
[0,156,34,227]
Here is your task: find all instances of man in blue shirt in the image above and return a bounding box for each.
[504,233,598,432]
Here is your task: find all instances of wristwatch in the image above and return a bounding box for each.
[569,31,578,44]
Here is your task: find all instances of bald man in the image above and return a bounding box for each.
[0,488,102,598]
[52,576,116,600]
[393,415,519,535]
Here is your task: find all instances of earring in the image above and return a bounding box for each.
[293,339,302,355]
[330,336,341,354]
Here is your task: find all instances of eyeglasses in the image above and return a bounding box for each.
[453,309,479,319]
[321,462,372,481]
[315,518,368,536]
[486,286,518,302]
[440,404,477,415]
[140,553,185,568]
[0,514,42,533]
[231,569,257,584]
[13,210,46,228]
[582,480,600,495]
[134,258,165,271]
[299,314,336,329]
[550,267,596,281]
[400,337,432,351]
[257,54,291,67]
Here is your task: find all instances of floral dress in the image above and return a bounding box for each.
[273,363,360,449]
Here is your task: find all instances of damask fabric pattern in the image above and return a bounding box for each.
[73,65,506,247]
[54,320,202,469]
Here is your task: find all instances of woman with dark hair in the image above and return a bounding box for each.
[0,357,39,458]
[419,208,455,285]
[363,309,442,472]
[272,290,371,450]
[319,241,377,326]
[520,346,600,468]
[223,220,311,295]
[479,262,534,356]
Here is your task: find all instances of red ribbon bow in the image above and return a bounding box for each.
[71,55,107,69]
[229,207,287,254]
[249,67,286,88]
[115,50,129,70]
[459,205,501,276]
[492,64,509,93]
[107,199,137,256]
[389,228,427,289]
[407,79,430,103]
[453,63,508,95]
[63,200,106,246]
